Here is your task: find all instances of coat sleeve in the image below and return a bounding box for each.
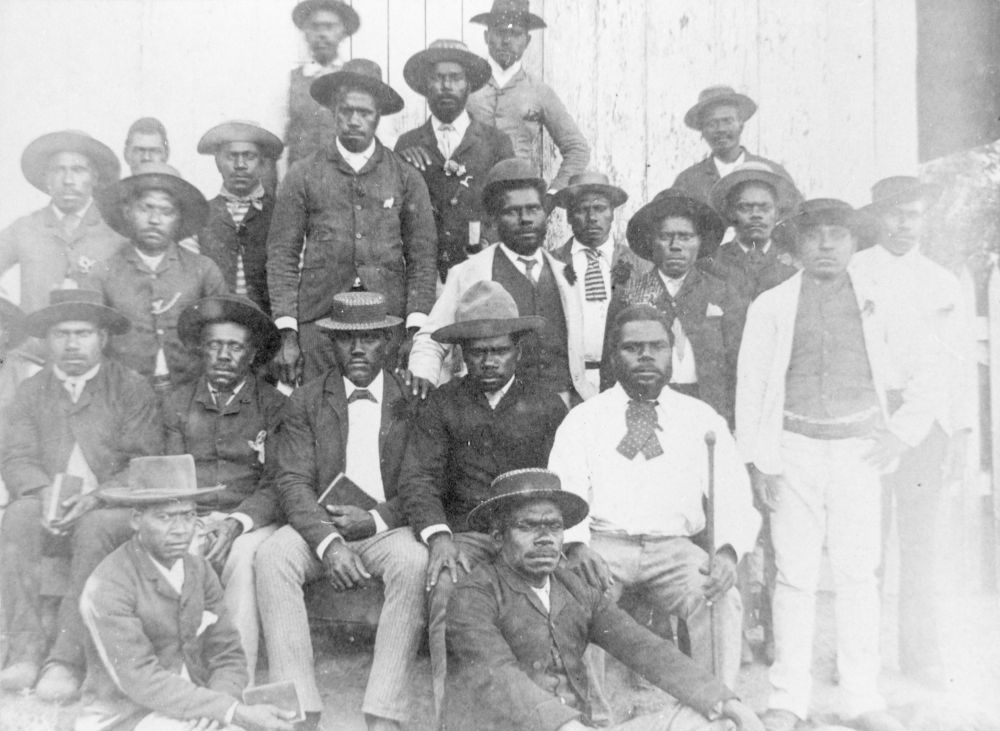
[0,219,19,275]
[1,381,51,498]
[265,162,310,323]
[201,258,229,297]
[199,560,251,699]
[399,162,439,317]
[539,83,590,191]
[406,260,465,384]
[397,393,452,536]
[735,293,778,469]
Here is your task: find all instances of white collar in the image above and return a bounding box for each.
[712,149,746,176]
[301,56,342,78]
[336,137,377,172]
[50,199,93,221]
[499,242,543,266]
[134,247,166,271]
[148,550,185,593]
[657,269,688,290]
[485,375,515,409]
[53,362,101,384]
[220,183,266,202]
[344,371,385,403]
[207,378,246,405]
[736,238,772,254]
[431,110,471,137]
[570,238,614,260]
[875,242,922,263]
[488,56,523,88]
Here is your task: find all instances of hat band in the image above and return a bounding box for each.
[330,301,394,325]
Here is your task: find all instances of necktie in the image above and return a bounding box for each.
[519,257,538,285]
[348,388,377,404]
[617,400,664,460]
[63,377,85,403]
[439,123,455,159]
[583,249,607,301]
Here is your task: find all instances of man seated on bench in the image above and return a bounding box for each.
[254,292,426,731]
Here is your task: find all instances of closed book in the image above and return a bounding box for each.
[42,473,84,525]
[316,472,378,511]
[242,680,304,722]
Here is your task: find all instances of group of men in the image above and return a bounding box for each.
[0,1,972,731]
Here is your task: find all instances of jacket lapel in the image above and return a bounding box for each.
[498,560,550,619]
[324,372,350,456]
[378,370,402,458]
[450,120,480,161]
[418,118,445,161]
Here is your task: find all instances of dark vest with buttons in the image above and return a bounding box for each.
[492,251,572,393]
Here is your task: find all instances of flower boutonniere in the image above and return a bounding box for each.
[443,160,473,188]
[563,260,577,286]
[861,299,876,317]
[76,255,96,275]
[611,259,633,287]
[777,252,794,267]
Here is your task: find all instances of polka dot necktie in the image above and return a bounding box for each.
[617,400,663,460]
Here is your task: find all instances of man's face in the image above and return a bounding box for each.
[495,187,547,255]
[463,334,520,393]
[484,25,530,70]
[47,320,107,376]
[215,141,264,197]
[132,500,198,567]
[877,199,926,256]
[425,61,469,124]
[124,132,168,173]
[732,183,778,246]
[701,104,743,159]
[613,320,671,399]
[494,499,564,586]
[334,89,380,153]
[651,215,700,279]
[568,192,614,248]
[45,151,96,215]
[798,224,857,279]
[201,322,254,392]
[331,328,388,387]
[124,189,181,254]
[303,9,347,65]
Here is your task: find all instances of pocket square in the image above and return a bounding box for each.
[383,197,395,208]
[197,611,218,637]
[706,303,724,317]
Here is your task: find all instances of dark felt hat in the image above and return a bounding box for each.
[21,130,120,193]
[552,170,628,210]
[432,280,545,344]
[310,58,405,115]
[481,158,547,214]
[99,455,225,507]
[684,85,757,130]
[0,297,27,349]
[177,295,280,366]
[404,39,492,96]
[861,175,943,213]
[467,468,588,532]
[709,161,803,219]
[470,0,547,31]
[314,291,403,332]
[773,198,881,252]
[96,162,209,240]
[291,0,360,34]
[626,189,726,261]
[24,287,130,338]
[197,120,284,160]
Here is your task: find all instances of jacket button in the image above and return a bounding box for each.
[532,660,542,670]
[356,233,362,239]
[355,205,362,211]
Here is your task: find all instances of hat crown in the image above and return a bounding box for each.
[342,58,386,82]
[870,176,922,204]
[728,161,777,176]
[796,198,854,217]
[427,38,472,53]
[128,455,198,493]
[483,158,542,189]
[488,0,532,16]
[328,291,393,328]
[129,161,185,179]
[48,287,105,310]
[697,85,740,104]
[565,170,613,188]
[455,281,521,324]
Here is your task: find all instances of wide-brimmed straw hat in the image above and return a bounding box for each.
[432,280,545,344]
[177,294,280,366]
[291,0,360,34]
[24,288,130,338]
[197,120,284,160]
[404,39,492,96]
[552,170,628,210]
[99,455,225,507]
[470,0,546,31]
[0,297,28,348]
[773,198,881,251]
[709,161,802,219]
[310,58,405,115]
[626,189,726,261]
[21,130,120,193]
[315,291,404,332]
[860,175,943,214]
[96,162,209,240]
[467,468,588,532]
[684,85,757,131]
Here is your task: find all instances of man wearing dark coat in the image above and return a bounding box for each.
[396,39,515,280]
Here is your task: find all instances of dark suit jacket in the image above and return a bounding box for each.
[600,267,747,426]
[399,377,567,536]
[672,149,795,206]
[701,240,798,303]
[444,560,734,731]
[274,369,414,552]
[79,537,247,731]
[1,359,164,499]
[551,236,651,296]
[395,118,514,279]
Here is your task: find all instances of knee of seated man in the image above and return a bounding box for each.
[1,496,42,534]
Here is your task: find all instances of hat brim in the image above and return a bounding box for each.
[97,172,209,240]
[99,484,226,507]
[469,11,547,30]
[291,0,360,34]
[197,123,284,159]
[773,208,882,252]
[432,316,545,344]
[553,183,628,210]
[25,302,131,339]
[0,298,28,348]
[177,296,281,366]
[626,194,726,261]
[310,71,405,116]
[403,48,492,95]
[468,488,588,532]
[314,314,404,332]
[859,182,944,215]
[21,132,121,193]
[709,168,803,219]
[684,93,757,130]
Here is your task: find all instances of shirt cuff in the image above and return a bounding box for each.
[224,701,239,726]
[406,312,428,330]
[228,512,253,533]
[316,532,344,559]
[274,316,298,332]
[369,509,388,534]
[420,524,452,545]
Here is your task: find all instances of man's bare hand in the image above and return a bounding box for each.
[275,329,303,387]
[564,543,614,592]
[722,699,764,731]
[203,518,243,573]
[325,504,376,542]
[700,548,738,603]
[401,368,435,400]
[233,703,297,731]
[749,466,783,513]
[397,145,435,171]
[49,493,101,534]
[322,539,371,591]
[426,533,472,592]
[864,430,907,471]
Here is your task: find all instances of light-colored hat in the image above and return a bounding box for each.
[314,291,404,332]
[684,85,757,130]
[709,161,803,219]
[467,468,588,532]
[21,130,120,193]
[197,121,284,160]
[96,162,209,239]
[470,0,546,30]
[432,280,545,344]
[552,170,628,210]
[291,0,359,34]
[177,295,281,366]
[404,40,492,95]
[310,58,405,115]
[24,287,130,338]
[99,455,225,507]
[861,175,943,213]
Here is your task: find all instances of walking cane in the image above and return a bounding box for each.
[704,430,718,677]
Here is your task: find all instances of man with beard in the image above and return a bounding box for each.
[673,87,794,207]
[396,40,514,280]
[406,159,593,403]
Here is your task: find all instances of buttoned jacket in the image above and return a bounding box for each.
[672,149,794,206]
[198,194,274,315]
[701,240,797,303]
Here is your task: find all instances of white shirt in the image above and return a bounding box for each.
[712,149,746,180]
[134,247,165,272]
[49,198,93,223]
[530,576,551,612]
[207,378,246,408]
[432,110,470,159]
[488,57,523,89]
[336,137,376,173]
[656,271,698,384]
[53,363,102,494]
[301,56,343,78]
[151,553,186,594]
[499,242,543,282]
[570,238,614,362]
[549,383,759,557]
[737,238,773,255]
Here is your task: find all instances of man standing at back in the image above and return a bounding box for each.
[122,118,169,175]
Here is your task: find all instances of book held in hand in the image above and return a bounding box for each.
[242,680,304,722]
[316,472,377,511]
[41,473,84,525]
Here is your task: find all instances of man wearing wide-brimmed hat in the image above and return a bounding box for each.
[86,162,226,391]
[0,288,163,700]
[0,130,125,315]
[853,176,974,690]
[267,58,437,386]
[255,291,426,731]
[396,39,515,280]
[706,161,803,302]
[552,170,649,389]
[673,86,795,207]
[196,121,284,315]
[76,455,297,731]
[445,467,764,731]
[161,294,286,679]
[466,0,590,192]
[737,199,940,731]
[398,280,567,717]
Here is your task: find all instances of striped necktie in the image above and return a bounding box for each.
[583,248,607,301]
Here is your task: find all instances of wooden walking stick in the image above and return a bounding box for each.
[704,430,718,677]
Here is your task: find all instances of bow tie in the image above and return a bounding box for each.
[348,388,377,404]
[220,189,264,210]
[617,400,663,460]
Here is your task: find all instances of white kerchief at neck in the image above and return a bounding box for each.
[488,56,523,88]
[336,137,377,173]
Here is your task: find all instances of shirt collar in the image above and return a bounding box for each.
[207,378,247,404]
[736,238,772,254]
[134,247,166,271]
[499,242,543,266]
[336,137,377,172]
[488,56,523,88]
[302,56,342,78]
[220,183,265,204]
[431,110,471,138]
[53,362,102,384]
[570,237,614,260]
[344,371,385,403]
[657,268,688,290]
[712,148,747,176]
[146,548,185,592]
[611,381,670,410]
[485,375,516,409]
[49,198,93,221]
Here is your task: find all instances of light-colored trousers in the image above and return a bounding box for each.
[608,701,734,730]
[768,431,886,719]
[255,525,427,721]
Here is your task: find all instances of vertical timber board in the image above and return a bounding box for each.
[707,0,762,156]
[385,0,429,148]
[462,0,498,59]
[872,0,919,176]
[427,0,467,44]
